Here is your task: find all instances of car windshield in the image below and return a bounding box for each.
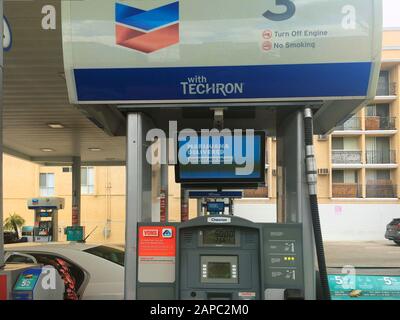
[83,246,124,266]
[389,219,400,226]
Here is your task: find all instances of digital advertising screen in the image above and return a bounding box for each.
[175,131,265,185]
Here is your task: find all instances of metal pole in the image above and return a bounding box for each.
[276,110,316,300]
[0,0,5,269]
[72,156,81,227]
[180,187,189,222]
[125,113,153,300]
[229,199,234,215]
[160,143,169,222]
[197,199,202,217]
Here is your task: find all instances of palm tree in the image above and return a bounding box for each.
[4,213,25,238]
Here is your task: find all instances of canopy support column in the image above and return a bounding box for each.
[124,113,153,300]
[276,110,316,300]
[72,156,81,227]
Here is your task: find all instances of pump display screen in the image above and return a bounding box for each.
[201,256,238,284]
[203,228,236,246]
[38,222,51,236]
[207,262,231,279]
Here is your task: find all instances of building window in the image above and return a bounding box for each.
[365,137,395,164]
[81,167,95,194]
[332,170,344,183]
[39,173,55,196]
[332,170,358,184]
[366,104,390,117]
[377,71,389,96]
[332,137,344,150]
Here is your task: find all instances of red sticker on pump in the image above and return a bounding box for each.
[138,226,176,257]
[0,275,7,300]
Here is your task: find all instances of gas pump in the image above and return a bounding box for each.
[137,210,305,300]
[12,266,65,300]
[27,198,65,242]
[0,264,65,300]
[135,131,308,300]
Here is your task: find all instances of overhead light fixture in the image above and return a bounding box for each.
[47,123,65,129]
[89,147,102,152]
[41,148,55,152]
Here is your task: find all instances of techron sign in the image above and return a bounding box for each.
[62,0,381,104]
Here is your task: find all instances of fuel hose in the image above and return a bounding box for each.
[304,108,331,300]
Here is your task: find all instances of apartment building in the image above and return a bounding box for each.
[233,29,400,240]
[3,29,400,242]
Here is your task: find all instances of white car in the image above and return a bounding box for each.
[4,242,124,300]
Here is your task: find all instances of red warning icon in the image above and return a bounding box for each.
[262,41,273,51]
[262,29,273,40]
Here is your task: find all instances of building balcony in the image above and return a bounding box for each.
[243,186,268,198]
[376,81,397,97]
[335,117,362,131]
[332,150,362,164]
[365,116,396,131]
[365,150,396,164]
[332,183,362,198]
[366,183,397,198]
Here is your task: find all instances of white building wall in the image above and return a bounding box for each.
[233,201,399,241]
[234,200,277,223]
[319,203,399,241]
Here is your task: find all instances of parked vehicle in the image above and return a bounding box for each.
[4,242,124,300]
[3,231,21,244]
[385,219,400,245]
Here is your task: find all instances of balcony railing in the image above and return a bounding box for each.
[332,150,362,164]
[366,183,397,198]
[332,183,362,198]
[376,82,397,96]
[335,117,361,131]
[365,116,396,131]
[243,186,268,198]
[365,150,396,164]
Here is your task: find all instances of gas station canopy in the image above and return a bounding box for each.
[4,0,126,166]
[3,0,382,164]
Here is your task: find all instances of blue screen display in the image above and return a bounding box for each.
[177,132,264,182]
[207,202,225,213]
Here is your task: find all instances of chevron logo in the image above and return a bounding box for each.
[115,2,179,53]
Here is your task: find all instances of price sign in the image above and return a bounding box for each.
[329,274,400,300]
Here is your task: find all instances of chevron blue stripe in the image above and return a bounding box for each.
[74,62,372,102]
[115,2,179,31]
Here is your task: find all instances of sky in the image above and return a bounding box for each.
[383,0,400,27]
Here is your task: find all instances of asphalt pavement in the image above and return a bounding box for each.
[325,240,400,269]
